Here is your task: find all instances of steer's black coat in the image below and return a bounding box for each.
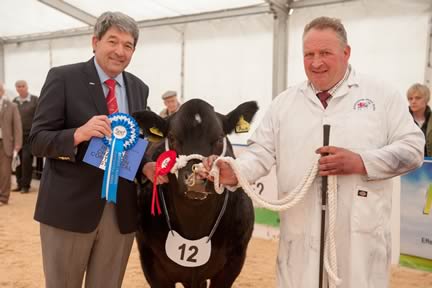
[133,99,258,288]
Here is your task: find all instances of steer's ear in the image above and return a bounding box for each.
[221,101,259,134]
[132,111,168,142]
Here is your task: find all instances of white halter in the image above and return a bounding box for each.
[166,137,227,174]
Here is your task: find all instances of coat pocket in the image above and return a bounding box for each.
[351,185,385,233]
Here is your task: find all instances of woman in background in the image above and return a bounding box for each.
[407,83,432,156]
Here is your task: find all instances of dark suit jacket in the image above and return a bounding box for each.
[30,58,149,233]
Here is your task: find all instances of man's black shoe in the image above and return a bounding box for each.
[21,188,30,193]
[12,187,22,192]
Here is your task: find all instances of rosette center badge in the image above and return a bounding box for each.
[113,126,127,139]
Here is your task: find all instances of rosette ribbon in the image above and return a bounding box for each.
[102,113,139,203]
[152,150,177,215]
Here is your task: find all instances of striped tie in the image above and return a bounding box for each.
[105,79,119,114]
[317,91,331,109]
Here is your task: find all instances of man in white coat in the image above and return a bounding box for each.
[201,17,424,287]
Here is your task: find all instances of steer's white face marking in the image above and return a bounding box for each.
[195,113,202,124]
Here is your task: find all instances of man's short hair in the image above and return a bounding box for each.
[161,90,177,100]
[94,11,139,47]
[303,16,348,47]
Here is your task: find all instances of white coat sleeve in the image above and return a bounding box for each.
[234,100,278,183]
[359,89,424,180]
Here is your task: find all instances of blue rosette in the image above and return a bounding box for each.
[101,113,139,203]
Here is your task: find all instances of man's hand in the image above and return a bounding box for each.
[73,115,111,146]
[201,155,239,186]
[315,146,367,176]
[142,162,169,184]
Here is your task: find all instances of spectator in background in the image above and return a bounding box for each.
[159,90,180,118]
[407,83,432,156]
[12,80,38,193]
[0,82,22,206]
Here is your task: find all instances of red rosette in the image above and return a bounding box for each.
[152,150,177,215]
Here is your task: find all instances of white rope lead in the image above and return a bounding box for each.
[324,176,342,287]
[209,155,341,287]
[211,156,319,210]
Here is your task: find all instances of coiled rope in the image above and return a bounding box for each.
[209,155,341,287]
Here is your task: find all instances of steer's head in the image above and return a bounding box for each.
[133,99,258,200]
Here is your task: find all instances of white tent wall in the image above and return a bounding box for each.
[183,14,273,145]
[127,26,183,114]
[50,35,93,67]
[4,40,51,97]
[3,35,93,97]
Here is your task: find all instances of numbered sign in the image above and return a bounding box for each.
[233,145,278,201]
[165,230,211,267]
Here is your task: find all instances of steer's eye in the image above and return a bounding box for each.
[167,133,180,150]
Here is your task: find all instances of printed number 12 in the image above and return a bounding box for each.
[178,243,198,262]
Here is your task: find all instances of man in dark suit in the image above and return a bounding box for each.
[12,80,38,193]
[30,12,149,288]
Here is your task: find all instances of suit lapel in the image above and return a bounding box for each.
[123,72,136,114]
[84,58,108,115]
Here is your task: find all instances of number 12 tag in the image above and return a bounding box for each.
[165,230,211,267]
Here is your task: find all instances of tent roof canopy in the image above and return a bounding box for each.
[0,0,267,39]
[1,0,367,43]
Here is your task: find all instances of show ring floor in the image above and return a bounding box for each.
[0,179,431,287]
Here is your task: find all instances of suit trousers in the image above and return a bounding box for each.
[40,203,135,288]
[15,135,33,189]
[0,140,12,204]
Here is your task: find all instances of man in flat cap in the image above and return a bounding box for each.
[159,90,181,118]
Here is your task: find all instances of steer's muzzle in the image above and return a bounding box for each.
[182,164,213,200]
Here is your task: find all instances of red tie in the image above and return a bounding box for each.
[105,79,119,114]
[317,91,331,109]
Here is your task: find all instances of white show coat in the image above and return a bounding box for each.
[236,69,424,288]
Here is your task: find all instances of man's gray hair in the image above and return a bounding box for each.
[15,80,28,87]
[303,16,348,46]
[94,11,139,47]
